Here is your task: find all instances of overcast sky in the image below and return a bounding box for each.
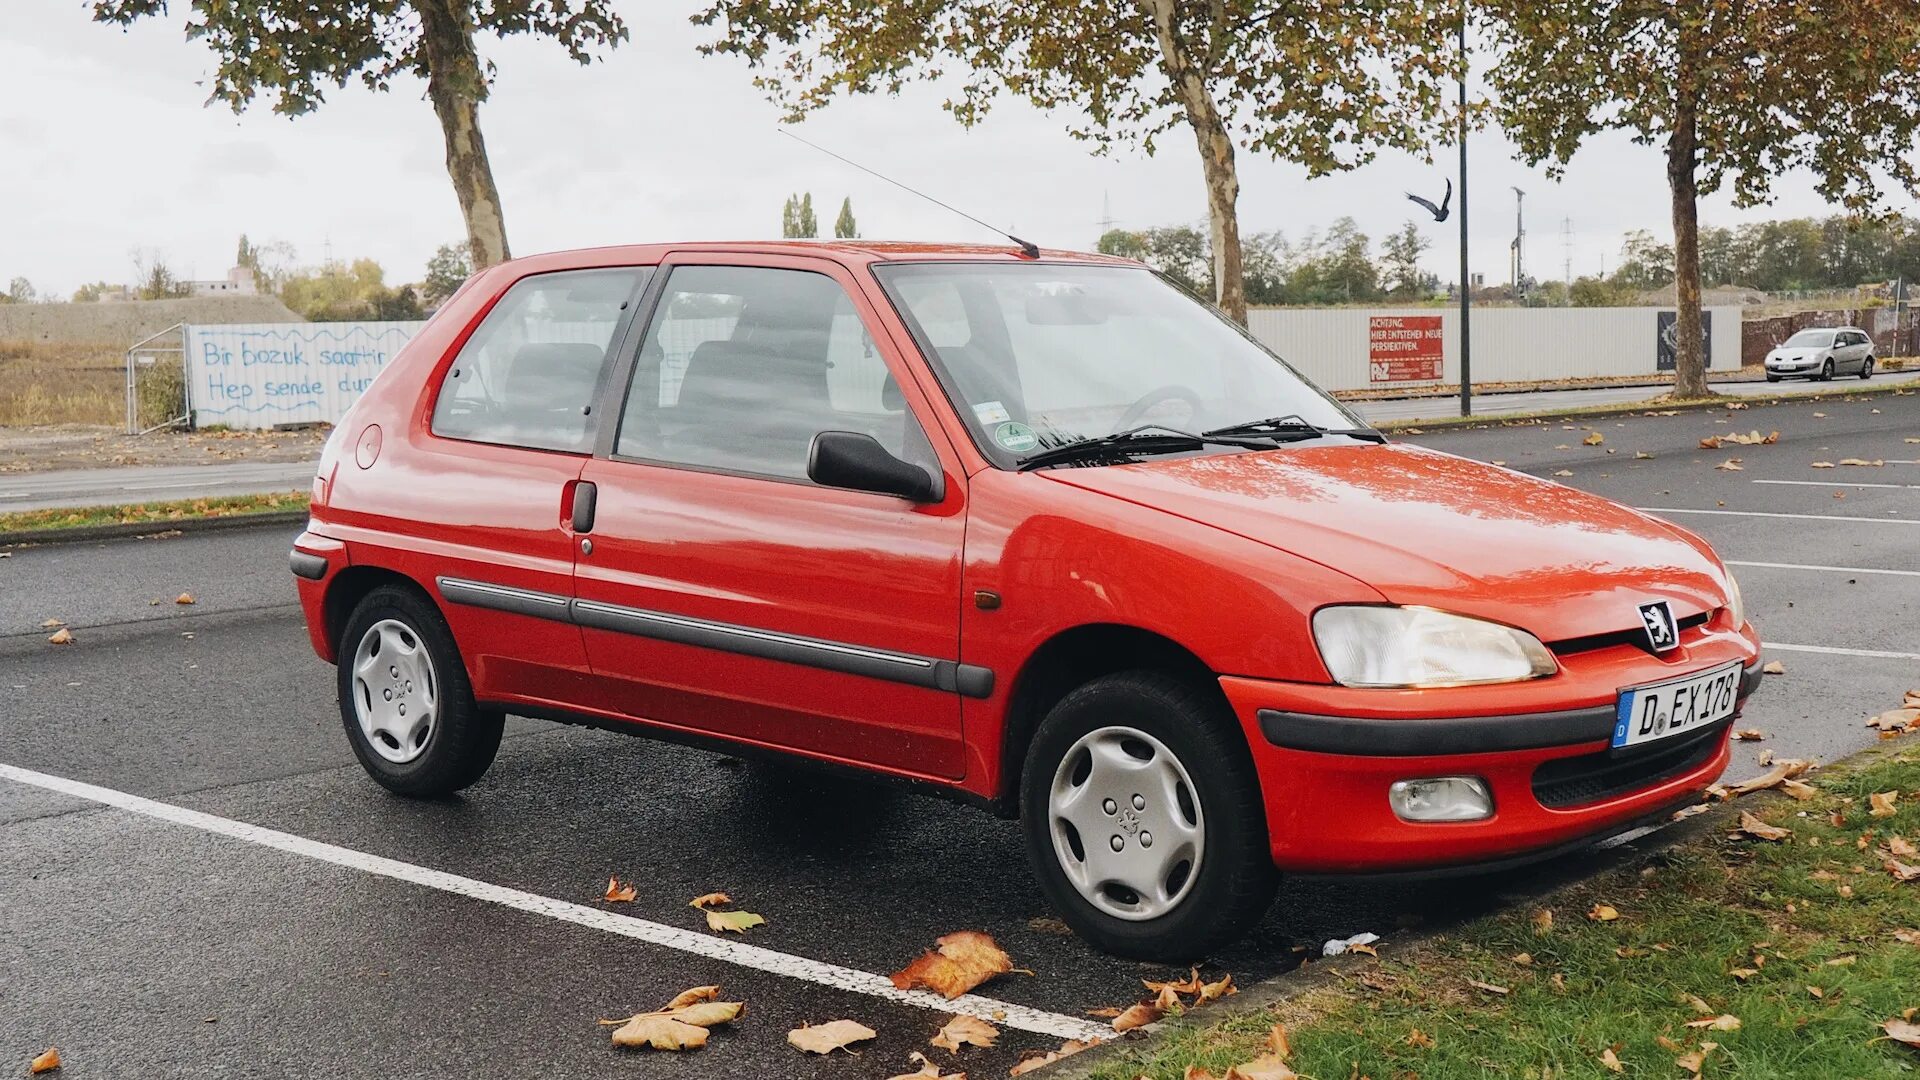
[0,1,1889,298]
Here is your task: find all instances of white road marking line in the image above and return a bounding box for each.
[0,761,1109,1043]
[1638,507,1916,525]
[1726,560,1920,578]
[1595,823,1669,850]
[1751,479,1920,490]
[1765,642,1920,661]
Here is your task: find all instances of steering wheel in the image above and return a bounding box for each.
[1112,384,1205,433]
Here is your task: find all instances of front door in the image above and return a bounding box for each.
[573,254,971,780]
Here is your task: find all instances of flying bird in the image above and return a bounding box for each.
[1406,178,1452,222]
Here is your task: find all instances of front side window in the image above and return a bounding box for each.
[875,262,1362,468]
[617,265,931,481]
[431,268,646,453]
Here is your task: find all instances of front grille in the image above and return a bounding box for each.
[1531,721,1726,808]
[1551,612,1711,657]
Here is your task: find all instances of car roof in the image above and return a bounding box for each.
[494,239,1139,275]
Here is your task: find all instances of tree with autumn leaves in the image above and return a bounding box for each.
[92,0,629,270]
[1480,0,1920,398]
[695,0,1460,325]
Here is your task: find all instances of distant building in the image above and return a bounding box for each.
[187,265,258,297]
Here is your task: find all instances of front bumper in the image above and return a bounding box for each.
[1223,619,1761,874]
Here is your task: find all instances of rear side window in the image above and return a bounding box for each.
[431,268,646,453]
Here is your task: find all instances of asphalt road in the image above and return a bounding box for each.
[3,391,1916,1077]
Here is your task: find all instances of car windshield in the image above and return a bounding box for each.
[873,262,1364,467]
[1783,330,1836,347]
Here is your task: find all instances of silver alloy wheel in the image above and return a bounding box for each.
[350,618,439,764]
[1047,725,1205,921]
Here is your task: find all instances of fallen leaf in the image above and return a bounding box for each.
[47,628,74,645]
[1008,1038,1099,1076]
[1220,1056,1298,1080]
[1467,978,1510,995]
[930,1014,998,1053]
[1550,973,1567,992]
[1736,811,1791,842]
[1866,708,1920,732]
[1734,729,1766,741]
[1552,469,1573,477]
[1084,1007,1123,1019]
[1729,968,1759,979]
[1588,904,1620,922]
[886,1051,964,1079]
[1197,973,1237,1003]
[175,592,195,605]
[603,877,636,903]
[1112,1002,1162,1032]
[1889,836,1917,858]
[612,1014,713,1050]
[1758,749,1776,766]
[1601,1047,1625,1073]
[1684,994,1714,1015]
[1882,1019,1920,1048]
[1532,908,1554,934]
[1676,1042,1720,1072]
[1268,1022,1291,1060]
[1811,461,1836,468]
[1143,968,1204,995]
[1893,929,1920,944]
[1887,858,1920,883]
[665,986,720,1009]
[1808,985,1825,998]
[1825,955,1857,967]
[1583,432,1605,446]
[1699,436,1723,449]
[39,618,63,628]
[1839,458,1882,467]
[1780,779,1818,801]
[689,892,732,909]
[706,909,766,934]
[891,931,1015,1000]
[1729,759,1813,797]
[788,1019,877,1054]
[1687,1014,1742,1031]
[1715,459,1744,471]
[1673,803,1711,820]
[1871,791,1901,818]
[29,1048,59,1075]
[1512,951,1534,965]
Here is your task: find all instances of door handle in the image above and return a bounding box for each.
[570,481,597,534]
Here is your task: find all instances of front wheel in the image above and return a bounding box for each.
[1861,357,1874,380]
[1818,359,1835,381]
[1765,374,1782,383]
[337,584,503,797]
[1020,671,1276,961]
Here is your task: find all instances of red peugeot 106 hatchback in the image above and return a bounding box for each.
[291,242,1761,960]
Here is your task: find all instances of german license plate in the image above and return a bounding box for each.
[1612,662,1742,750]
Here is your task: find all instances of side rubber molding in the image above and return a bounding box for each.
[436,576,994,699]
[289,549,329,581]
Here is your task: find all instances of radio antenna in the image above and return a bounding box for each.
[778,128,1040,258]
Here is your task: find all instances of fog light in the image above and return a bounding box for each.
[1388,777,1493,822]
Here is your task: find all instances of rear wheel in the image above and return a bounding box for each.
[1861,356,1874,380]
[1019,671,1276,961]
[337,584,503,797]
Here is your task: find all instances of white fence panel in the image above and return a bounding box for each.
[185,322,426,429]
[1247,306,1742,393]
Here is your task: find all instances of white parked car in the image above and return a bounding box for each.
[1764,327,1875,382]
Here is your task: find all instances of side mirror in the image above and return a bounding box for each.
[808,431,940,502]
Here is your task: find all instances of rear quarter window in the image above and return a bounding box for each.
[431,267,647,453]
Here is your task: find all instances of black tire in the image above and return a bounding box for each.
[1019,671,1276,961]
[336,584,503,797]
[1818,359,1834,381]
[1860,357,1874,380]
[1765,374,1781,383]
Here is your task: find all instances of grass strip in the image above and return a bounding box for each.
[1085,742,1920,1079]
[0,489,308,536]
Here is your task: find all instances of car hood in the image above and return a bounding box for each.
[1039,441,1728,644]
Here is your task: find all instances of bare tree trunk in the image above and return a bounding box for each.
[1666,34,1707,398]
[1142,0,1247,324]
[416,0,510,267]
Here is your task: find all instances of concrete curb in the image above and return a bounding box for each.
[0,509,308,549]
[1375,380,1917,433]
[1041,735,1914,1078]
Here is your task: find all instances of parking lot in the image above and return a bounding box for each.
[3,389,1915,1077]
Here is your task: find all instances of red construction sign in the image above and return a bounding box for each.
[1368,315,1445,383]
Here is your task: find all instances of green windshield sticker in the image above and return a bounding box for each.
[993,422,1038,453]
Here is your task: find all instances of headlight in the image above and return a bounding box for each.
[1723,568,1746,628]
[1312,606,1558,688]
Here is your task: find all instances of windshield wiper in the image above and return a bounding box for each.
[1202,415,1385,444]
[1015,425,1269,472]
